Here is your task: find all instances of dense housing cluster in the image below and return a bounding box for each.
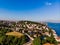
[0,20,60,45]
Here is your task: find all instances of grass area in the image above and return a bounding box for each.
[0,36,4,43]
[6,31,24,38]
[43,43,54,45]
[33,37,41,45]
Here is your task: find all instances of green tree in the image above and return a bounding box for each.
[33,37,41,45]
[20,36,26,45]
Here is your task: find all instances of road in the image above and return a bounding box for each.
[23,33,34,45]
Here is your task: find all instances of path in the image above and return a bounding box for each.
[23,33,34,45]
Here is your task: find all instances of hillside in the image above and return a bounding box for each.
[0,20,60,45]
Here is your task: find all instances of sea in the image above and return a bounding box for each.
[47,22,60,36]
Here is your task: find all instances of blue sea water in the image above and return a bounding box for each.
[47,22,60,36]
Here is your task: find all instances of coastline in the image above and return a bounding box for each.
[47,22,60,36]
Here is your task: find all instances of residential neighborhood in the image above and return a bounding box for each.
[0,20,60,45]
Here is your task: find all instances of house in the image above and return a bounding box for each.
[42,26,46,29]
[46,28,49,31]
[52,30,56,34]
[53,33,58,38]
[45,32,51,37]
[33,34,37,37]
[55,37,60,42]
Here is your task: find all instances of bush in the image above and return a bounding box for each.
[33,37,41,45]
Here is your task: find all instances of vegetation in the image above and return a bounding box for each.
[0,28,27,45]
[6,32,24,38]
[0,20,59,45]
[45,33,58,45]
[33,37,41,45]
[0,35,27,45]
